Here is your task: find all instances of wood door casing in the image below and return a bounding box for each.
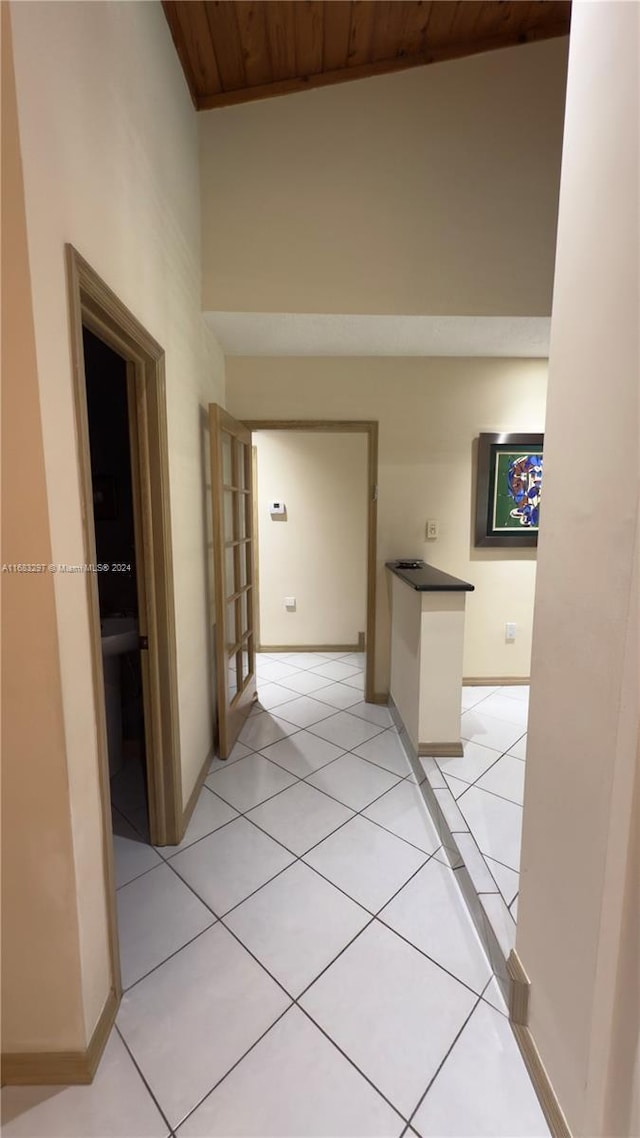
[209,404,257,757]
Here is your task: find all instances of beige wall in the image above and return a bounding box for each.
[517,2,639,1134]
[603,742,640,1137]
[228,356,547,691]
[7,0,224,1049]
[1,4,86,1054]
[389,577,421,754]
[418,593,466,749]
[254,431,367,647]
[200,38,568,317]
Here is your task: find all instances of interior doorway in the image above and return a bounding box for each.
[82,328,150,852]
[208,413,379,760]
[243,420,379,707]
[67,246,182,997]
[253,429,368,648]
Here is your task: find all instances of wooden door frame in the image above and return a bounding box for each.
[209,404,258,757]
[66,246,182,993]
[242,420,380,705]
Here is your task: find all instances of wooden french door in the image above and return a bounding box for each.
[209,405,257,757]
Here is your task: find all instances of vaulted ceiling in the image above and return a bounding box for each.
[163,1,571,111]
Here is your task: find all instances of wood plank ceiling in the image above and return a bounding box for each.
[162,1,571,111]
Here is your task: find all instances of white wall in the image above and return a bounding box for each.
[9,0,223,1046]
[2,4,86,1053]
[517,3,639,1133]
[200,38,568,317]
[228,356,547,691]
[389,577,421,753]
[254,431,368,647]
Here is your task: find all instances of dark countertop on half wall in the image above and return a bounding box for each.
[386,560,475,592]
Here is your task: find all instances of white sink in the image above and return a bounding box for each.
[101,617,138,657]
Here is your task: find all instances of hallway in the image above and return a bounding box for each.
[2,652,547,1137]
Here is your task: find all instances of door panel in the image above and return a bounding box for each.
[209,404,257,757]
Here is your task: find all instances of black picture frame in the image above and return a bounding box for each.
[474,432,543,548]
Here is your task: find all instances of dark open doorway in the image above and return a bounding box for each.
[83,328,150,844]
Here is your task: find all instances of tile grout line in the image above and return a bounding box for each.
[256,666,366,701]
[167,1003,294,1134]
[235,700,387,772]
[115,746,438,897]
[209,834,484,1007]
[400,970,506,1133]
[119,917,219,995]
[119,759,430,995]
[114,657,387,847]
[445,782,523,881]
[456,726,528,768]
[172,771,443,926]
[436,736,521,792]
[174,980,407,1137]
[169,842,464,1135]
[110,795,151,845]
[150,880,409,1131]
[423,778,521,906]
[261,680,366,701]
[190,760,389,857]
[241,721,393,790]
[457,822,521,901]
[452,769,526,810]
[117,688,495,909]
[433,706,527,896]
[402,988,486,1136]
[255,689,385,727]
[114,1022,177,1138]
[154,719,431,860]
[114,666,511,1129]
[123,827,489,1078]
[238,711,419,800]
[461,684,528,714]
[246,784,445,867]
[432,767,524,878]
[115,682,522,892]
[119,797,494,1120]
[297,1004,409,1129]
[110,687,491,888]
[255,725,408,785]
[420,772,522,989]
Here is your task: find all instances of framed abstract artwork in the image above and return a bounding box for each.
[474,433,543,548]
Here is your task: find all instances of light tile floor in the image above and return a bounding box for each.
[434,684,528,923]
[2,656,546,1138]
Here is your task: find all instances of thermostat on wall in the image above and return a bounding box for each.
[269,501,286,516]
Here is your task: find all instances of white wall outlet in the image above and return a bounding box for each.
[284,596,296,610]
[426,519,439,540]
[505,622,517,642]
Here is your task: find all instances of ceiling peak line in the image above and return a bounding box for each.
[163,1,571,112]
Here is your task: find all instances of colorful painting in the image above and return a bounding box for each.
[474,433,544,548]
[493,450,543,532]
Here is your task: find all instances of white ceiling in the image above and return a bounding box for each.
[203,312,550,358]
